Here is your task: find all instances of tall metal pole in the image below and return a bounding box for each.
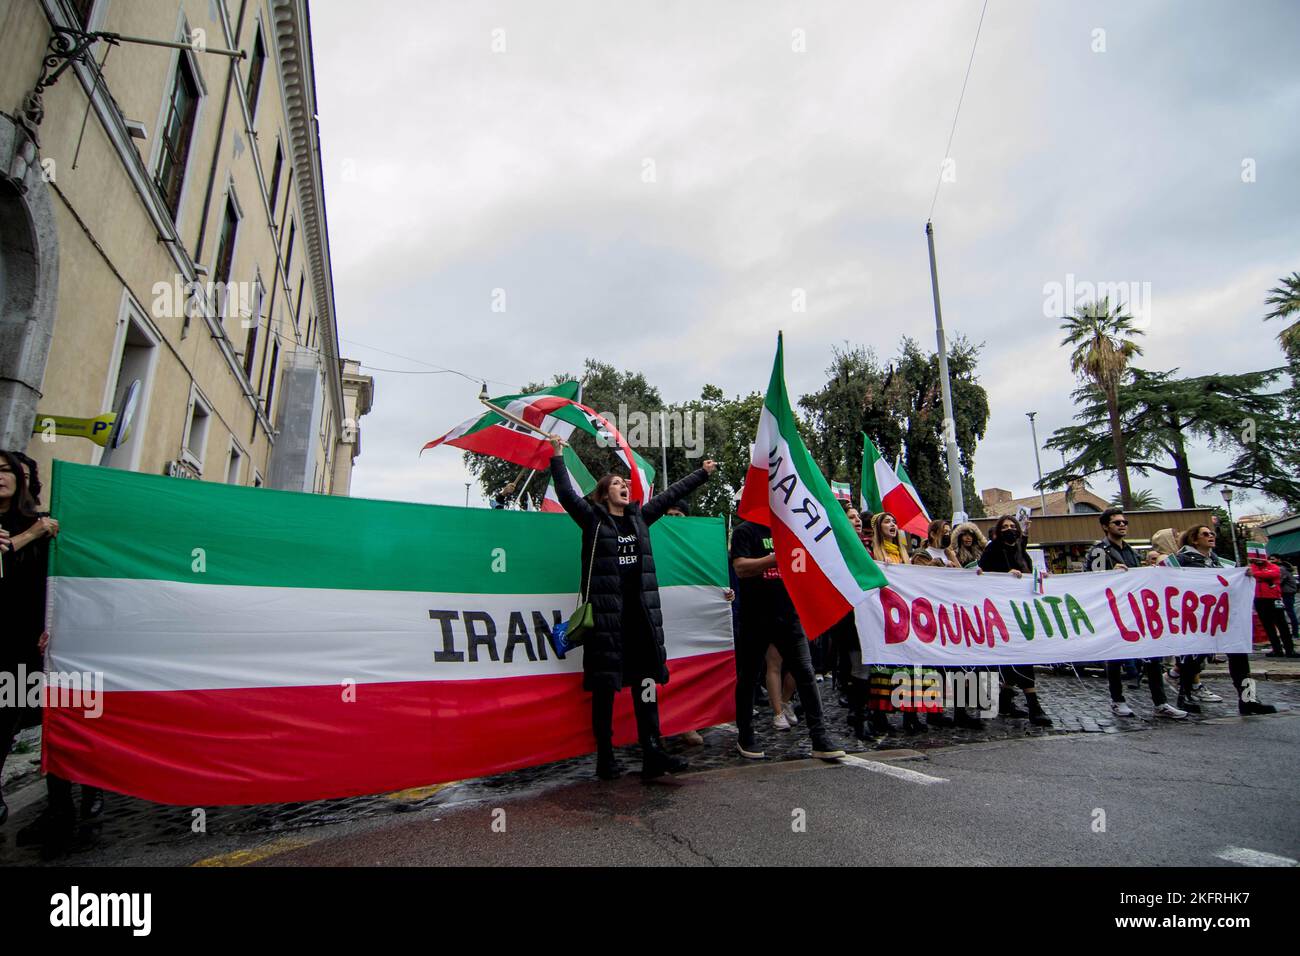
[925,220,965,517]
[1027,412,1048,516]
[660,410,669,492]
[465,482,471,508]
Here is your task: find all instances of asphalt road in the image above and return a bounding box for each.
[227,711,1300,867]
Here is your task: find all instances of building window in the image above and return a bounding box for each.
[226,442,244,484]
[213,195,239,302]
[242,278,264,379]
[253,470,264,488]
[102,296,160,471]
[245,26,266,122]
[154,53,201,219]
[294,272,305,330]
[69,0,97,29]
[265,338,280,417]
[268,141,284,217]
[283,218,295,274]
[183,387,213,471]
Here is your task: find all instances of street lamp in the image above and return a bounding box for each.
[1220,487,1240,566]
[465,482,471,508]
[1027,412,1048,517]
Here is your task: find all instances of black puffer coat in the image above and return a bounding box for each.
[550,455,711,692]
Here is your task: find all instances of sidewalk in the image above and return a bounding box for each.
[1200,654,1300,680]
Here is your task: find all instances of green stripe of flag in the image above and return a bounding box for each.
[49,461,725,592]
[767,336,885,591]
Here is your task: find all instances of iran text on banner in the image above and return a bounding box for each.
[894,458,931,535]
[542,445,596,513]
[421,381,581,470]
[43,462,734,806]
[854,564,1255,666]
[860,433,926,535]
[738,334,888,638]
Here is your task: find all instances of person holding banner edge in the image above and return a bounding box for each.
[547,434,715,781]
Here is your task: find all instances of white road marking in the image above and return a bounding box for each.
[839,754,949,785]
[1214,847,1298,867]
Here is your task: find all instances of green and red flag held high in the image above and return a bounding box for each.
[893,457,931,536]
[831,481,851,503]
[860,432,927,535]
[549,401,656,505]
[422,381,581,471]
[542,444,596,513]
[739,334,887,638]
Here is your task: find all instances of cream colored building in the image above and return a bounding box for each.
[0,0,370,495]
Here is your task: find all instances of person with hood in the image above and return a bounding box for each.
[1083,508,1188,720]
[952,521,987,569]
[863,512,940,735]
[977,514,1052,726]
[547,435,715,780]
[1247,544,1296,657]
[1170,525,1276,715]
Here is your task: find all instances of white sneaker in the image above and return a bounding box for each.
[1111,701,1135,717]
[1154,703,1188,720]
[1191,685,1223,703]
[773,713,791,730]
[782,703,799,726]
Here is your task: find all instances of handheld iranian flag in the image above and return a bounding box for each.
[421,382,581,471]
[893,457,932,536]
[831,481,851,502]
[860,432,926,534]
[542,445,597,512]
[738,335,887,638]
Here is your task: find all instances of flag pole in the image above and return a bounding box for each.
[925,220,965,517]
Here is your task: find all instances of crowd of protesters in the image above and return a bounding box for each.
[2,433,1288,856]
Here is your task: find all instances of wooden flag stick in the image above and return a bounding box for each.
[479,397,569,448]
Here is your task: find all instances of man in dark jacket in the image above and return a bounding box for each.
[548,441,715,780]
[730,520,846,761]
[1083,508,1188,720]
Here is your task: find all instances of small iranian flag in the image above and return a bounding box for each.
[893,457,932,536]
[860,433,926,535]
[542,445,597,512]
[739,335,886,638]
[831,481,851,502]
[422,382,581,471]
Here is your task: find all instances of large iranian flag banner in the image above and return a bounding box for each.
[738,334,888,638]
[43,463,734,806]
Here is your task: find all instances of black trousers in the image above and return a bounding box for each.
[1106,659,1168,705]
[1255,599,1295,655]
[591,685,661,756]
[734,617,828,746]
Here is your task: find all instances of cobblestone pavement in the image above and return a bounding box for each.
[2,665,1297,866]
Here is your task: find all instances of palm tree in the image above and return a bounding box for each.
[1264,271,1300,360]
[1060,297,1144,509]
[1110,488,1161,510]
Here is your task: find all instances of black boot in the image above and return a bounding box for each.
[641,738,688,780]
[999,687,1028,718]
[846,678,873,742]
[1025,691,1053,726]
[1176,693,1202,715]
[80,787,105,820]
[596,750,625,780]
[902,712,926,735]
[1238,678,1277,716]
[868,711,892,736]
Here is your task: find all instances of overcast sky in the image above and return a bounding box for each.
[310,0,1300,516]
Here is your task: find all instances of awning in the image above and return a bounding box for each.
[1267,529,1300,556]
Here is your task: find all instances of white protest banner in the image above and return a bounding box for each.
[855,565,1254,666]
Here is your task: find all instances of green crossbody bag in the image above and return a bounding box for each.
[562,527,602,649]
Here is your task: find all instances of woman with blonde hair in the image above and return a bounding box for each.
[863,512,938,734]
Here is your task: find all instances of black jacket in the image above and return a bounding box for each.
[1084,537,1140,571]
[550,456,711,692]
[977,537,1031,574]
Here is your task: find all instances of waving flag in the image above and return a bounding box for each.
[739,334,887,638]
[893,458,932,536]
[542,445,597,513]
[551,402,656,505]
[422,382,581,470]
[831,481,851,502]
[860,433,926,534]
